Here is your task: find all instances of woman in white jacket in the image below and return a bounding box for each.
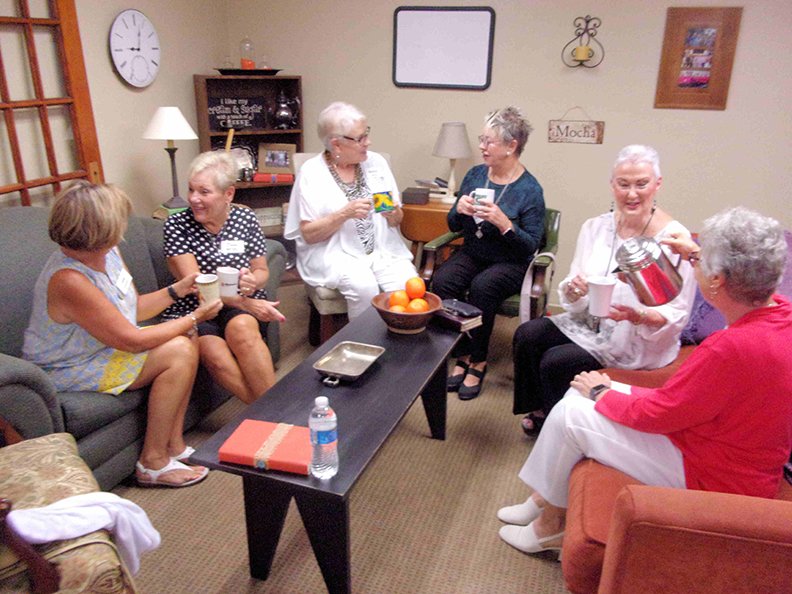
[284,102,416,319]
[512,145,696,435]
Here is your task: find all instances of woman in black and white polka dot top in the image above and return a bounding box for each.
[162,151,285,403]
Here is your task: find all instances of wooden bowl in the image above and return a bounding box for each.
[371,291,442,334]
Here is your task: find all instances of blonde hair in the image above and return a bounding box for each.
[49,181,131,250]
[188,150,238,192]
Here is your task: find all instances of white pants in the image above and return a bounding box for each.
[518,389,686,508]
[334,251,417,319]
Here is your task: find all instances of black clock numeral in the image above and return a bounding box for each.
[151,60,159,67]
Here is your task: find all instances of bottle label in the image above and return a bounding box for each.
[316,429,337,445]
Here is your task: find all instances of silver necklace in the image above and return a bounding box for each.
[475,165,521,239]
[604,208,655,275]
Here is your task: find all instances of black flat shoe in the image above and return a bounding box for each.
[458,366,486,401]
[447,360,469,392]
[520,413,545,437]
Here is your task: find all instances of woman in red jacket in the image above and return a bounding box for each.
[497,206,792,555]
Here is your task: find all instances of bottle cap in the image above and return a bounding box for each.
[315,396,329,407]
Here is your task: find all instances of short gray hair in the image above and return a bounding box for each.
[317,102,367,151]
[612,145,661,178]
[188,151,237,192]
[699,206,787,305]
[484,106,533,155]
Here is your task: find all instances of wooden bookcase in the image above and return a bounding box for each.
[193,74,303,237]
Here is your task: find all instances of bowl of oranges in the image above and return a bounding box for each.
[371,277,442,334]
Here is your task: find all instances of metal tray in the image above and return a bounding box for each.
[313,341,385,387]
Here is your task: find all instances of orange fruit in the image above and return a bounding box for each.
[388,290,410,308]
[406,298,430,313]
[405,276,426,300]
[389,304,406,313]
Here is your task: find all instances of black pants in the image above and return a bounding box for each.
[432,250,526,363]
[512,317,601,415]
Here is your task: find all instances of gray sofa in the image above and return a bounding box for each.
[0,206,286,490]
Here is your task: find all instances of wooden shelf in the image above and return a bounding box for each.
[208,128,302,137]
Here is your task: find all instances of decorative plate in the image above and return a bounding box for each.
[216,68,282,76]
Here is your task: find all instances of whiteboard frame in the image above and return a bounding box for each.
[392,6,495,90]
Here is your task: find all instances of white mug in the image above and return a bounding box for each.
[217,266,240,297]
[471,187,495,224]
[587,276,617,317]
[195,273,220,303]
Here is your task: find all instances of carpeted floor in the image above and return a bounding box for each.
[113,283,569,593]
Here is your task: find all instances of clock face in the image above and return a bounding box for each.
[109,9,160,88]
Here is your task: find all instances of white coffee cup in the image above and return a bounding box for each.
[217,266,240,297]
[471,187,495,224]
[587,276,617,317]
[195,273,220,303]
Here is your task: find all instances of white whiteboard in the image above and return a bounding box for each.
[393,7,495,90]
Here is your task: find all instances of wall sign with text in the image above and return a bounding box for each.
[208,97,266,130]
[547,120,604,144]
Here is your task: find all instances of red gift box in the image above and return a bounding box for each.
[218,419,312,475]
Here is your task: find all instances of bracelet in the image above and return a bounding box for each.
[187,313,198,337]
[167,285,179,301]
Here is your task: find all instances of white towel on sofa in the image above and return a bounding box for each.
[6,492,160,574]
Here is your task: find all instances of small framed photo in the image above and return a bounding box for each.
[257,143,296,174]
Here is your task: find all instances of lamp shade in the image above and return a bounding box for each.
[142,107,198,141]
[432,122,473,160]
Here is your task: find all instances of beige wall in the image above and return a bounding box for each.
[74,0,226,215]
[72,0,791,296]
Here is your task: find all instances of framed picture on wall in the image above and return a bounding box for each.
[392,6,496,90]
[654,7,742,110]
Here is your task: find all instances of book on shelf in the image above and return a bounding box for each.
[431,309,483,332]
[218,419,312,475]
[252,172,295,184]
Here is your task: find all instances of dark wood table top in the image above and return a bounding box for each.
[191,307,459,498]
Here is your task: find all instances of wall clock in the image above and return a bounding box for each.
[109,9,160,88]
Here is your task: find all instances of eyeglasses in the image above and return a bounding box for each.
[688,251,701,267]
[478,135,500,146]
[341,126,371,144]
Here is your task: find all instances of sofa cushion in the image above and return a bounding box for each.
[58,389,146,440]
[0,433,136,592]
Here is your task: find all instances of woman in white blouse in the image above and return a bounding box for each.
[284,102,416,319]
[513,145,696,436]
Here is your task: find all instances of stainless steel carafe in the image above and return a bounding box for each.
[615,236,683,306]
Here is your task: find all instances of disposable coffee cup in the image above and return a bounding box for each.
[217,266,240,297]
[587,276,617,317]
[195,273,220,303]
[471,187,495,224]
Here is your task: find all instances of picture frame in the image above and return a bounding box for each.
[257,143,296,174]
[654,7,742,110]
[392,6,495,90]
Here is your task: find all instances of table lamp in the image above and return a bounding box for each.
[143,106,198,211]
[432,122,473,203]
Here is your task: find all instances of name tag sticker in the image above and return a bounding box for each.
[116,269,133,294]
[220,240,245,254]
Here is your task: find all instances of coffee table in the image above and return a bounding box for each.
[191,307,459,593]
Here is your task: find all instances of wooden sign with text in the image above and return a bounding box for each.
[547,120,605,144]
[208,97,266,131]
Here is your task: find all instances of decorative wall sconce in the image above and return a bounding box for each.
[562,15,604,68]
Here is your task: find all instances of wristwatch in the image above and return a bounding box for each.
[588,384,609,400]
[167,285,179,301]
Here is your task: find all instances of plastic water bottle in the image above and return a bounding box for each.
[309,396,338,479]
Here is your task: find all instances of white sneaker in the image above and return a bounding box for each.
[497,498,541,525]
[499,521,564,555]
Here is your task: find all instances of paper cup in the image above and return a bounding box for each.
[195,273,220,303]
[587,276,617,317]
[217,266,240,297]
[472,187,495,224]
